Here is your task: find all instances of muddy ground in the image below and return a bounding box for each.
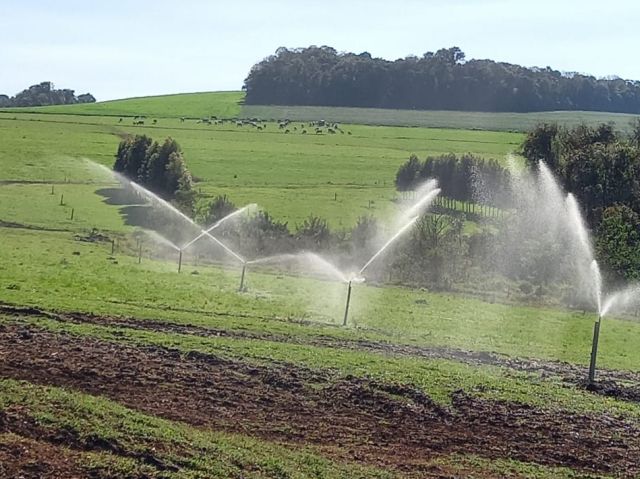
[4,303,640,401]
[1,319,640,477]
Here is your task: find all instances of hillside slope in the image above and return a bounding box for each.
[0,91,243,119]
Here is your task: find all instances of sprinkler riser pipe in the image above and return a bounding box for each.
[138,242,143,264]
[239,264,247,291]
[178,250,183,273]
[343,281,352,326]
[588,318,601,385]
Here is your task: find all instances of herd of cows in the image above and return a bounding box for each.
[119,115,352,135]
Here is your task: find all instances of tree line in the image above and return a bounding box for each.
[114,135,195,214]
[395,153,511,208]
[0,81,95,108]
[243,46,640,113]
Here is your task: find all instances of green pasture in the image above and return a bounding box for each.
[3,89,637,134]
[2,91,639,477]
[0,91,244,119]
[1,227,638,373]
[243,104,640,133]
[0,110,520,227]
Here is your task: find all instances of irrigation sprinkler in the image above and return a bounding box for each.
[342,280,353,326]
[588,316,602,386]
[178,249,183,273]
[70,208,74,220]
[138,241,143,264]
[111,239,116,255]
[238,263,247,291]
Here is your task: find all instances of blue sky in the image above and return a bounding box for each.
[2,0,639,101]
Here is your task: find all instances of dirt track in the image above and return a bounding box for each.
[1,321,640,477]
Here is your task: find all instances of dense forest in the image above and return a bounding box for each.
[0,81,95,107]
[244,46,640,113]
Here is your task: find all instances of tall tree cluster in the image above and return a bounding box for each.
[395,153,511,207]
[243,46,640,113]
[113,135,195,214]
[0,82,95,107]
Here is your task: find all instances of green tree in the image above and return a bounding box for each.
[596,205,640,281]
[522,123,561,170]
[113,135,152,181]
[395,154,421,191]
[296,215,332,249]
[200,195,236,226]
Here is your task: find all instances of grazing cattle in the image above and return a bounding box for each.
[257,126,263,130]
[315,128,323,134]
[302,129,307,134]
[118,118,123,123]
[284,129,290,134]
[152,119,157,125]
[328,128,335,134]
[236,121,243,127]
[133,120,144,125]
[347,131,352,135]
[293,126,297,131]
[180,117,185,122]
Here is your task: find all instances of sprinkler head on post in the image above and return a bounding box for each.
[178,249,183,273]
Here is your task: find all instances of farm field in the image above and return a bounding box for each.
[2,92,640,477]
[0,108,521,228]
[4,90,639,133]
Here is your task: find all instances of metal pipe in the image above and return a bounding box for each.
[138,241,143,264]
[178,249,183,273]
[588,317,602,386]
[342,281,352,326]
[239,263,247,291]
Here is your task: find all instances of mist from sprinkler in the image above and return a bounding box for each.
[508,160,640,387]
[92,156,639,370]
[89,160,250,281]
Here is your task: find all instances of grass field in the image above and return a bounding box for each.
[0,91,244,119]
[3,90,638,132]
[2,92,640,477]
[242,104,640,133]
[0,109,521,228]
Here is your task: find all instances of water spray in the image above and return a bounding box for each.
[359,215,420,275]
